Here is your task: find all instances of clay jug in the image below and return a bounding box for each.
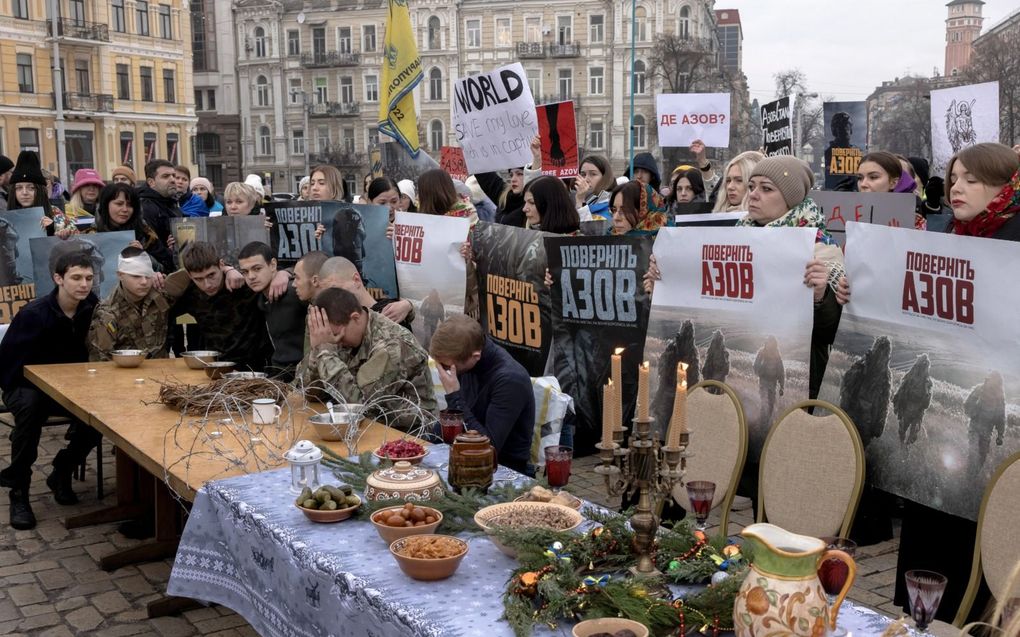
[734,523,856,637]
[448,430,496,493]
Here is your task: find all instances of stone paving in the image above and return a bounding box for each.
[0,428,905,636]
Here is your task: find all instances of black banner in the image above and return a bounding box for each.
[760,96,793,157]
[266,201,323,267]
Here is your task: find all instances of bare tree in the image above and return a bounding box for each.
[870,77,932,158]
[966,28,1020,146]
[773,69,808,100]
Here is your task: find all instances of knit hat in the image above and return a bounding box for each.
[750,156,813,209]
[397,179,417,202]
[110,165,137,184]
[190,177,214,194]
[465,176,486,204]
[10,150,46,186]
[451,179,471,200]
[298,176,310,192]
[0,154,13,175]
[71,168,105,193]
[244,173,265,198]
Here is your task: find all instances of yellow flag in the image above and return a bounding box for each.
[379,0,422,157]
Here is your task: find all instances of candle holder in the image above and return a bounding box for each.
[595,415,690,582]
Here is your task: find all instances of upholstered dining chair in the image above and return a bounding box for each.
[756,399,865,539]
[670,380,748,535]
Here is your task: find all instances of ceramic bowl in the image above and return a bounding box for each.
[370,505,443,544]
[308,407,364,442]
[110,349,145,368]
[474,501,583,557]
[182,350,221,369]
[223,371,267,380]
[204,362,237,379]
[514,492,583,510]
[296,495,361,523]
[365,461,444,502]
[389,535,468,581]
[572,618,649,637]
[372,446,428,466]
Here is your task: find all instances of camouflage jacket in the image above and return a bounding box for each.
[297,310,436,426]
[87,284,171,361]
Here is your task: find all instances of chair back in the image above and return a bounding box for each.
[671,380,747,534]
[757,400,865,538]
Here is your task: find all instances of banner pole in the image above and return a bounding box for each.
[628,0,636,178]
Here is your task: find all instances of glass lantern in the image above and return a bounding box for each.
[284,440,323,494]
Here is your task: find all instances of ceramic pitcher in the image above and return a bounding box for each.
[733,523,856,637]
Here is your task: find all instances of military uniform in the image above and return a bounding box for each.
[297,310,436,427]
[87,284,171,361]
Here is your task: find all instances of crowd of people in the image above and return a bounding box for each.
[1,133,1019,623]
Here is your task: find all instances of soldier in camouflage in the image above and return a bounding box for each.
[297,287,436,429]
[87,246,170,361]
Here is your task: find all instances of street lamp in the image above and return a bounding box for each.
[794,92,818,159]
[290,88,311,183]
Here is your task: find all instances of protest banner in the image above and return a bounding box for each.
[930,81,1000,174]
[266,201,325,267]
[760,96,793,157]
[451,62,539,174]
[646,227,815,454]
[655,93,731,148]
[812,191,916,246]
[172,216,269,268]
[670,202,715,218]
[545,235,652,455]
[439,146,468,182]
[322,202,398,300]
[535,101,579,179]
[818,223,1020,520]
[472,222,552,376]
[30,231,135,299]
[669,211,745,227]
[393,211,470,349]
[822,101,867,189]
[0,207,45,323]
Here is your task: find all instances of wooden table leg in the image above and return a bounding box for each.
[99,473,184,571]
[65,447,146,529]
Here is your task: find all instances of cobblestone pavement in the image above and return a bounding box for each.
[0,429,903,636]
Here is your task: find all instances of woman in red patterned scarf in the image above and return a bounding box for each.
[944,142,1020,239]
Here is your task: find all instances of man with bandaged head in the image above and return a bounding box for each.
[87,246,171,361]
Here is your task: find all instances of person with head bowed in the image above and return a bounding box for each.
[574,155,616,222]
[417,168,478,223]
[367,177,401,224]
[316,256,414,331]
[92,183,174,273]
[191,177,224,216]
[712,150,764,212]
[522,176,580,235]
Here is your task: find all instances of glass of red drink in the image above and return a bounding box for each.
[685,480,716,531]
[818,537,857,608]
[544,446,572,490]
[439,409,464,445]
[905,570,947,632]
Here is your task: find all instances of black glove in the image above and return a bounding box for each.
[924,177,945,211]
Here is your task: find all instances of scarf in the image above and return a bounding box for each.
[632,183,668,234]
[952,169,1020,238]
[736,197,838,246]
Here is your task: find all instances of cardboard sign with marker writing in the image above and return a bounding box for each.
[655,93,731,147]
[440,146,468,182]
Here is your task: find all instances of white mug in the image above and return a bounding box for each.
[252,398,281,425]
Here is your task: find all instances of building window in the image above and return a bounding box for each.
[19,128,40,153]
[496,17,511,47]
[120,131,134,165]
[117,64,130,99]
[140,66,154,101]
[316,126,329,153]
[313,27,326,57]
[258,126,272,156]
[589,15,603,43]
[256,75,269,106]
[166,132,179,163]
[136,1,149,35]
[526,68,540,99]
[429,67,442,101]
[525,16,540,42]
[340,76,353,104]
[194,89,203,110]
[338,27,352,54]
[430,120,444,150]
[254,26,267,57]
[678,6,690,39]
[557,69,572,100]
[69,0,85,25]
[428,16,440,50]
[163,68,175,103]
[589,66,603,95]
[632,60,646,94]
[196,132,220,156]
[143,132,157,161]
[16,54,33,94]
[313,77,327,103]
[365,75,378,102]
[465,19,480,48]
[635,6,647,42]
[112,0,126,32]
[343,174,356,197]
[342,127,355,153]
[291,129,305,155]
[191,1,207,70]
[589,121,603,150]
[13,0,28,19]
[556,15,572,45]
[363,25,376,52]
[367,127,379,148]
[158,4,171,39]
[287,29,300,56]
[75,60,90,95]
[206,89,216,110]
[632,114,646,148]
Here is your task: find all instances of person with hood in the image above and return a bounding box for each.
[838,335,891,449]
[893,353,933,446]
[0,154,13,212]
[138,159,181,246]
[190,177,224,215]
[66,168,105,221]
[653,320,700,431]
[701,330,730,384]
[623,152,662,191]
[965,371,1006,473]
[753,335,785,427]
[396,179,418,212]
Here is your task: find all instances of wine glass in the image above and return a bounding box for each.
[905,570,948,632]
[544,446,572,491]
[439,409,464,445]
[818,537,857,606]
[685,480,716,531]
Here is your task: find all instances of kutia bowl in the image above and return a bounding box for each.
[296,495,361,523]
[110,349,145,368]
[182,350,221,369]
[572,617,649,637]
[389,535,468,581]
[372,447,428,466]
[308,407,364,442]
[370,505,443,544]
[514,492,583,510]
[204,361,237,379]
[474,501,584,558]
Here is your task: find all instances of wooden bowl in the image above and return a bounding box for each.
[572,618,649,637]
[372,447,428,465]
[474,501,583,557]
[182,350,220,369]
[296,495,361,523]
[389,535,468,581]
[110,349,145,368]
[514,493,583,510]
[370,505,443,544]
[204,362,236,379]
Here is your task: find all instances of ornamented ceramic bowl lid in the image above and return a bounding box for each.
[367,460,441,491]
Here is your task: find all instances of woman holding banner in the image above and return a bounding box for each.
[575,155,616,222]
[855,151,927,230]
[711,150,764,212]
[367,177,401,223]
[474,136,542,228]
[308,165,346,203]
[523,176,580,235]
[92,183,174,273]
[6,151,70,237]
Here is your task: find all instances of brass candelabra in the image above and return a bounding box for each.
[594,416,690,578]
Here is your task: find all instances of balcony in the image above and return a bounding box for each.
[515,42,545,59]
[308,101,361,117]
[535,94,582,107]
[310,150,364,167]
[549,42,581,57]
[49,18,109,42]
[300,51,361,68]
[61,92,114,112]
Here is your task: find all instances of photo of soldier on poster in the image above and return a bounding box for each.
[822,101,867,190]
[322,203,397,300]
[0,207,45,323]
[545,234,652,455]
[472,221,553,376]
[30,231,135,299]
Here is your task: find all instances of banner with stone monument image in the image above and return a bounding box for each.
[644,226,816,456]
[0,207,45,323]
[172,216,269,268]
[30,231,135,299]
[818,222,1020,520]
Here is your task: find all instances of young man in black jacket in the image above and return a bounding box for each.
[0,251,104,529]
[431,314,535,476]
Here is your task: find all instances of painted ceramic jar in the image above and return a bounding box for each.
[364,461,443,501]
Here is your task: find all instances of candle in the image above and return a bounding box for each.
[637,361,650,420]
[601,381,614,446]
[611,347,623,428]
[667,363,689,448]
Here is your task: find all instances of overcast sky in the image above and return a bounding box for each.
[723,0,1017,103]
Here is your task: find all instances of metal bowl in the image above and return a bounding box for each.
[223,371,267,380]
[204,361,237,379]
[110,349,145,368]
[308,406,364,441]
[182,350,221,369]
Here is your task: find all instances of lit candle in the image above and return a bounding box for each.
[667,363,689,448]
[611,347,623,428]
[601,381,614,446]
[637,361,650,420]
